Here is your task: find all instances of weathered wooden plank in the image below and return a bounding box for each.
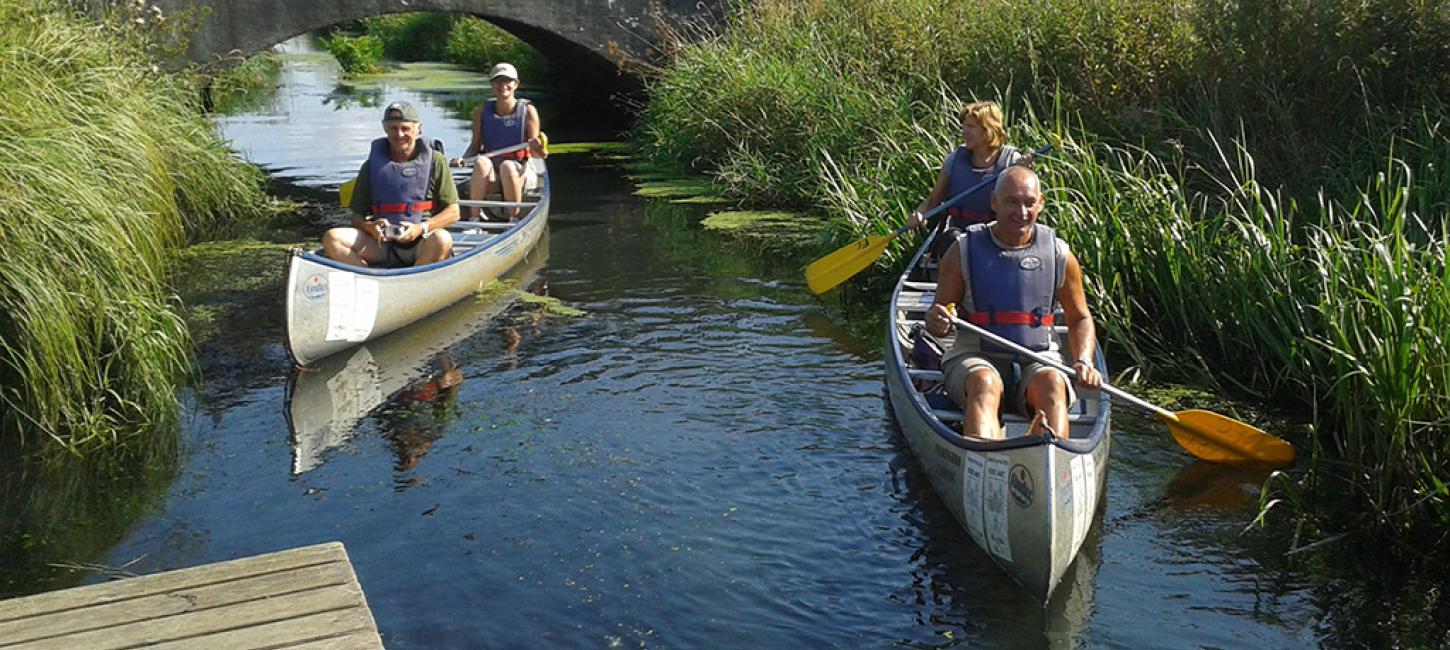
[275,631,388,650]
[7,584,361,650]
[138,608,380,650]
[0,562,357,644]
[0,543,347,624]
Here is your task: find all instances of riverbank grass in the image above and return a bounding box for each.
[0,1,267,455]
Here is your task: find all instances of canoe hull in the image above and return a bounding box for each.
[884,237,1112,603]
[285,165,550,366]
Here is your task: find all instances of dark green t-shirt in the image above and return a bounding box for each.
[349,144,458,217]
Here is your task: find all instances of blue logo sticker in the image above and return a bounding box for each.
[1009,464,1035,508]
[303,274,328,301]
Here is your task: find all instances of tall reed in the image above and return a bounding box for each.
[0,1,266,456]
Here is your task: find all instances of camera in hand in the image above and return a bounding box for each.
[383,223,408,241]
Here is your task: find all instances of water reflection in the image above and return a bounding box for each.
[1162,460,1273,512]
[884,413,1102,649]
[285,242,547,475]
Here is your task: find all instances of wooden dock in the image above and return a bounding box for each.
[0,542,383,649]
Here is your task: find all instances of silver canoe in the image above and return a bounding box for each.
[284,240,548,474]
[285,161,550,366]
[884,235,1112,603]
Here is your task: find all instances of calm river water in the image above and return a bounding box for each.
[24,38,1374,648]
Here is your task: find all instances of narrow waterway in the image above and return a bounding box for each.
[23,38,1367,648]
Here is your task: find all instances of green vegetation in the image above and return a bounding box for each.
[0,0,267,457]
[636,0,1450,542]
[323,13,549,79]
[321,33,385,75]
[208,51,282,114]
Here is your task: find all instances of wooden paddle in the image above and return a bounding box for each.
[948,315,1296,467]
[338,136,545,207]
[805,144,1053,294]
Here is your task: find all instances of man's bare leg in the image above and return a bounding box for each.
[962,367,1005,439]
[1024,371,1071,438]
[322,227,383,267]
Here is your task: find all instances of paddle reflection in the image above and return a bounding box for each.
[284,240,548,475]
[1162,460,1273,512]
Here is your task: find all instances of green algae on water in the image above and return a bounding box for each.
[515,291,585,318]
[633,179,721,201]
[474,281,585,318]
[546,142,629,156]
[700,210,827,252]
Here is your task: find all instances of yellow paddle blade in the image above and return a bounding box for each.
[804,233,898,294]
[1159,409,1295,467]
[338,179,355,208]
[538,131,549,156]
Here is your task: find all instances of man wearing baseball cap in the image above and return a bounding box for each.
[451,61,546,220]
[323,101,460,267]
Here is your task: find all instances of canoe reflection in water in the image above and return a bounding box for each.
[284,239,550,475]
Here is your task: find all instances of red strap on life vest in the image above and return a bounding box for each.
[967,311,1055,327]
[372,201,433,214]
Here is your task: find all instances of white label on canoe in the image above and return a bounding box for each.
[324,272,380,342]
[1070,455,1089,553]
[963,452,986,546]
[984,455,1012,562]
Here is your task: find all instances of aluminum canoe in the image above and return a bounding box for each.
[884,235,1112,604]
[285,161,550,366]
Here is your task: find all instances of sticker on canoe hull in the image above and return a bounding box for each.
[324,272,380,342]
[1009,463,1034,508]
[1070,455,1088,553]
[303,274,328,301]
[963,453,986,547]
[984,456,1012,562]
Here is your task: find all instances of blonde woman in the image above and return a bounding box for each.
[906,101,1028,257]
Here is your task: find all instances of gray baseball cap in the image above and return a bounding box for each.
[381,101,421,123]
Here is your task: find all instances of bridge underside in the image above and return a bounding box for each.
[152,0,719,93]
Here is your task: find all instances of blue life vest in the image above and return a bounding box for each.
[367,137,433,225]
[482,98,530,160]
[964,223,1059,352]
[944,145,1021,228]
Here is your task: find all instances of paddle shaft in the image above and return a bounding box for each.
[908,144,1056,235]
[457,142,530,166]
[948,315,1170,419]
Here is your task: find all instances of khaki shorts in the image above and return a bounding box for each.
[942,349,1075,417]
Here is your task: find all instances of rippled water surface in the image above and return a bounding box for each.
[75,39,1343,648]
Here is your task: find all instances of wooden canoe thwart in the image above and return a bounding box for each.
[286,160,550,366]
[883,234,1113,604]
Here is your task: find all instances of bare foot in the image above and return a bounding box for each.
[1027,410,1054,438]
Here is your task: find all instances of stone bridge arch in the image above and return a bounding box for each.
[152,0,720,89]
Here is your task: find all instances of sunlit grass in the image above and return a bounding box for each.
[0,1,266,456]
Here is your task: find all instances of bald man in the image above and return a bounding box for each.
[923,166,1103,439]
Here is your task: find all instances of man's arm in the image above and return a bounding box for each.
[349,162,385,241]
[1057,252,1102,389]
[412,154,460,239]
[926,240,966,338]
